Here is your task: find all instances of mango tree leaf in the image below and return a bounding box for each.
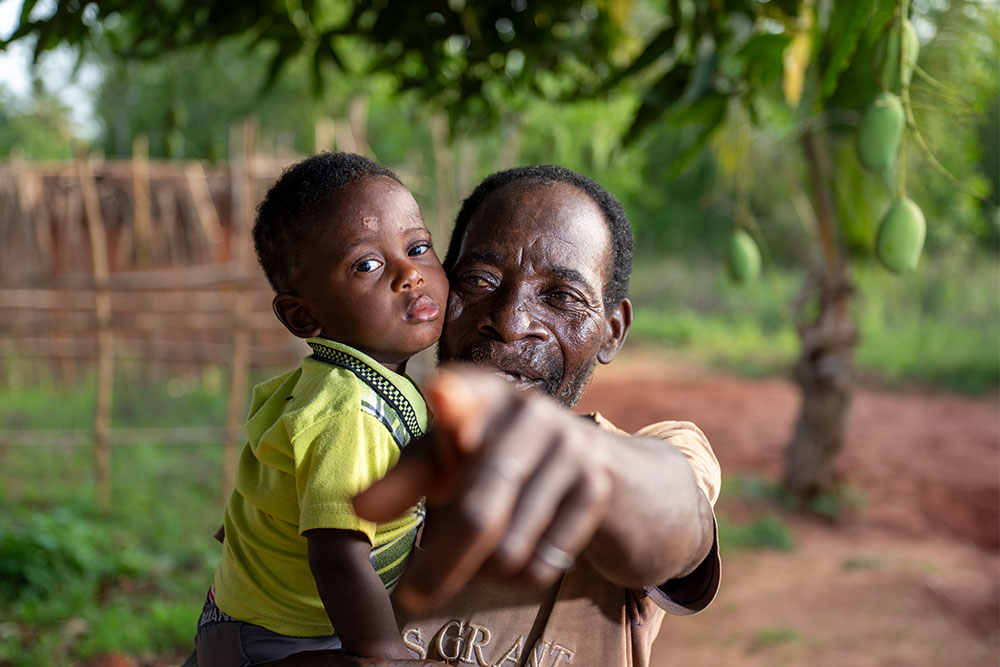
[739,32,790,90]
[595,24,679,96]
[667,89,727,127]
[311,32,346,96]
[667,93,729,175]
[261,38,300,94]
[623,63,692,145]
[682,36,717,104]
[820,1,874,99]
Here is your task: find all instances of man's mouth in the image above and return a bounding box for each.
[492,370,543,388]
[493,370,541,383]
[405,295,441,322]
[444,342,563,396]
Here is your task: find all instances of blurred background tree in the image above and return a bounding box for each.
[0,78,75,158]
[1,0,996,503]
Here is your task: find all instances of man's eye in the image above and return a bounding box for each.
[355,258,383,273]
[459,274,494,290]
[409,243,430,257]
[547,290,583,306]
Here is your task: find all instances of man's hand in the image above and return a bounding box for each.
[353,364,615,612]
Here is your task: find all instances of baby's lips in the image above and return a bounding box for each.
[405,294,441,321]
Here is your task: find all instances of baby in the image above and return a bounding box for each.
[194,152,449,664]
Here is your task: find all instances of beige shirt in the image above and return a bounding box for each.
[396,414,721,667]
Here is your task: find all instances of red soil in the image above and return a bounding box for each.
[576,349,1000,667]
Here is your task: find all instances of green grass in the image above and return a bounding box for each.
[0,443,223,664]
[629,252,1000,393]
[747,627,800,653]
[0,370,228,665]
[0,365,232,431]
[717,513,796,552]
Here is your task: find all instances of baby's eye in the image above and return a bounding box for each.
[355,258,383,273]
[409,243,430,257]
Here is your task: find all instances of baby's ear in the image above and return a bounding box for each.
[272,294,322,339]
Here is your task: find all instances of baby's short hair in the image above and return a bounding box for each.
[253,152,401,294]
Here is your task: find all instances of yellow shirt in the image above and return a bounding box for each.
[213,338,427,637]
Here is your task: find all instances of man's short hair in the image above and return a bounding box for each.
[253,151,401,294]
[443,165,634,310]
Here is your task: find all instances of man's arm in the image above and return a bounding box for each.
[353,365,716,612]
[584,430,715,587]
[305,529,411,659]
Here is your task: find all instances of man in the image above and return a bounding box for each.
[268,165,721,667]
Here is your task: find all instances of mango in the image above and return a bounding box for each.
[876,197,926,272]
[857,92,905,171]
[885,17,920,91]
[727,229,761,283]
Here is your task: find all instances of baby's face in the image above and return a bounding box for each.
[293,175,448,371]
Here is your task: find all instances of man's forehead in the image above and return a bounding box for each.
[457,180,612,286]
[463,181,609,245]
[476,180,595,221]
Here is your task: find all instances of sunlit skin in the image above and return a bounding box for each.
[439,181,630,407]
[272,176,449,374]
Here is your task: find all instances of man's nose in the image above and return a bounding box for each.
[392,259,425,291]
[478,285,549,342]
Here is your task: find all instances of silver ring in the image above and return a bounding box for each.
[534,539,575,570]
[485,454,523,482]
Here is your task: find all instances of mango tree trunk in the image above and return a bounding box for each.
[783,127,859,501]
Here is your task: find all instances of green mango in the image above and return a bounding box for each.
[727,229,761,283]
[900,19,919,86]
[857,92,905,171]
[876,197,926,273]
[885,18,920,91]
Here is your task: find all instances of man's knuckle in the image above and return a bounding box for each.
[506,394,539,426]
[524,560,561,587]
[548,432,579,464]
[581,472,612,505]
[493,538,530,575]
[452,501,496,536]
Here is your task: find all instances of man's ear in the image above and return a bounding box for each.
[272,294,322,339]
[598,298,632,364]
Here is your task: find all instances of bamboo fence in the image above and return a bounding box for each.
[0,110,501,507]
[0,120,306,506]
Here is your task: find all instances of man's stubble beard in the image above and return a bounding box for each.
[437,341,598,409]
[556,355,597,408]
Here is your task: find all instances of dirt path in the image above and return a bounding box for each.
[576,349,1000,666]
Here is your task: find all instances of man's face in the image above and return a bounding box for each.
[439,181,628,407]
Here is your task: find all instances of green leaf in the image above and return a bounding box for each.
[667,94,729,174]
[311,34,345,96]
[668,90,728,126]
[260,41,298,93]
[738,33,790,89]
[31,19,54,63]
[599,24,679,94]
[820,1,872,99]
[682,36,717,104]
[623,63,693,145]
